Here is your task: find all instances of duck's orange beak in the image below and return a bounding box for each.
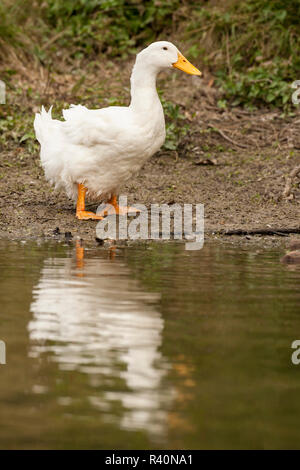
[172,52,202,76]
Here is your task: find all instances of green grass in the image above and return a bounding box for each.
[0,0,300,110]
[195,0,300,109]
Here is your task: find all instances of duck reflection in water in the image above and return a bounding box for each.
[28,240,173,437]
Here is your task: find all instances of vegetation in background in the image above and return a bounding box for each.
[160,94,189,151]
[193,0,300,109]
[0,0,300,111]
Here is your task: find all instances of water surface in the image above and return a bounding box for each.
[0,239,299,449]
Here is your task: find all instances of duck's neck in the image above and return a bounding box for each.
[129,62,161,113]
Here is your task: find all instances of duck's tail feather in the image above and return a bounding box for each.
[34,105,53,144]
[62,104,88,121]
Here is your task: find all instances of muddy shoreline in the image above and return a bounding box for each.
[1,69,299,248]
[1,144,299,249]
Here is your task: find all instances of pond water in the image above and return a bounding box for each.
[0,239,299,449]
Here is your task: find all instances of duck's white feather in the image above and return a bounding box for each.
[34,41,181,201]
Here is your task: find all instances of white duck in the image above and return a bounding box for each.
[34,41,201,220]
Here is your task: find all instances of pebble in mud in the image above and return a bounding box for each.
[281,239,300,264]
[281,251,300,264]
[289,240,300,251]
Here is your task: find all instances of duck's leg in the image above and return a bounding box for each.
[97,194,141,217]
[75,239,84,270]
[76,183,104,220]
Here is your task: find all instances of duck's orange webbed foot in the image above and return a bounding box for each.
[76,210,104,220]
[76,183,104,220]
[96,194,141,217]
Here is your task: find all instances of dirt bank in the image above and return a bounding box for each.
[0,67,299,246]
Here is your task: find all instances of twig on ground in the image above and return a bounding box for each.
[207,125,249,149]
[216,228,300,236]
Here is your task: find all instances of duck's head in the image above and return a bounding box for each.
[136,41,202,76]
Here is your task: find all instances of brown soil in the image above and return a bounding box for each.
[0,64,300,246]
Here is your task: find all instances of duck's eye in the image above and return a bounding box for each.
[162,47,168,50]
